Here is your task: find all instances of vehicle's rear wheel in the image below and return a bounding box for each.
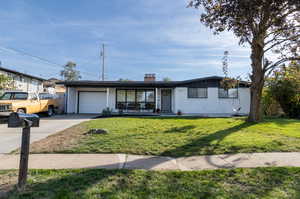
[17,108,26,114]
[47,106,54,117]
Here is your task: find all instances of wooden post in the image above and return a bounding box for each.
[18,125,31,190]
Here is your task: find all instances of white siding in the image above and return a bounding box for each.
[174,87,250,115]
[67,87,76,113]
[66,86,250,115]
[0,70,43,93]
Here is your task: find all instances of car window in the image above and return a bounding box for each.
[39,93,53,100]
[39,93,46,100]
[0,93,12,100]
[0,93,29,100]
[14,93,28,100]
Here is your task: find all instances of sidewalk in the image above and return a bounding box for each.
[1,152,300,170]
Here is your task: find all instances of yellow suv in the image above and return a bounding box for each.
[0,91,59,116]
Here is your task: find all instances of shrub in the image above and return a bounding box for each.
[177,110,182,115]
[261,88,283,116]
[267,62,300,118]
[101,108,112,117]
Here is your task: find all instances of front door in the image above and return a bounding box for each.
[161,89,172,113]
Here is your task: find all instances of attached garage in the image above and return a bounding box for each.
[78,91,107,114]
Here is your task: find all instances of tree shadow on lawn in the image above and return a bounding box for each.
[160,121,255,157]
[5,169,125,199]
[262,117,300,126]
[83,121,256,157]
[233,116,299,126]
[131,116,241,120]
[5,168,300,199]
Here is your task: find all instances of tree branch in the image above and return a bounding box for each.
[263,57,300,72]
[265,31,287,45]
[265,25,300,40]
[245,36,252,45]
[264,34,300,53]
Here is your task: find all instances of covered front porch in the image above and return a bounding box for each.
[115,88,174,113]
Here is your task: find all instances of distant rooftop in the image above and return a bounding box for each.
[0,66,46,81]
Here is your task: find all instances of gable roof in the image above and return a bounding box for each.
[59,76,250,88]
[0,66,46,81]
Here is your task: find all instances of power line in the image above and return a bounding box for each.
[0,46,63,68]
[0,45,99,78]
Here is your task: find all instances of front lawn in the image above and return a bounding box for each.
[28,117,300,156]
[2,167,300,199]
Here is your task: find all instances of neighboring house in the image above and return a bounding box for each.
[43,78,66,94]
[60,74,251,116]
[43,78,66,113]
[0,66,45,93]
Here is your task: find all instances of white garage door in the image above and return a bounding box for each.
[78,92,107,114]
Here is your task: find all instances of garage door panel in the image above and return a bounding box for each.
[78,92,106,114]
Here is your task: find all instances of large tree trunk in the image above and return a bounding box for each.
[247,35,265,122]
[248,78,264,122]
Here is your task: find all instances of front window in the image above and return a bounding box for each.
[137,91,145,102]
[116,89,155,111]
[0,93,12,100]
[146,91,155,102]
[117,90,126,102]
[218,88,238,98]
[188,88,208,98]
[126,90,136,102]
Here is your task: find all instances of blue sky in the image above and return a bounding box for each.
[0,0,252,81]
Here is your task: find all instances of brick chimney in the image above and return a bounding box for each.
[144,74,156,81]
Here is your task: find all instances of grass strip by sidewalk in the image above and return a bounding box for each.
[1,167,300,199]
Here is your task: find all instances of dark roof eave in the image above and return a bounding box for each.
[58,76,251,88]
[58,81,178,88]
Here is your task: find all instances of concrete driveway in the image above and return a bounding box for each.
[0,114,96,153]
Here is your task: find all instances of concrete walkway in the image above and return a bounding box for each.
[1,152,300,170]
[0,114,95,153]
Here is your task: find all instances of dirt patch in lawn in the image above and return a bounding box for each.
[13,123,88,154]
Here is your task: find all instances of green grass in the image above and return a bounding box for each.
[61,117,300,156]
[2,167,300,199]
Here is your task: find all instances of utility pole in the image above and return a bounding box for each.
[100,44,105,81]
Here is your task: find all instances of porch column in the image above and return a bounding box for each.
[106,88,109,108]
[155,88,158,110]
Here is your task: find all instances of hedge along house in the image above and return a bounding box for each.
[60,75,251,116]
